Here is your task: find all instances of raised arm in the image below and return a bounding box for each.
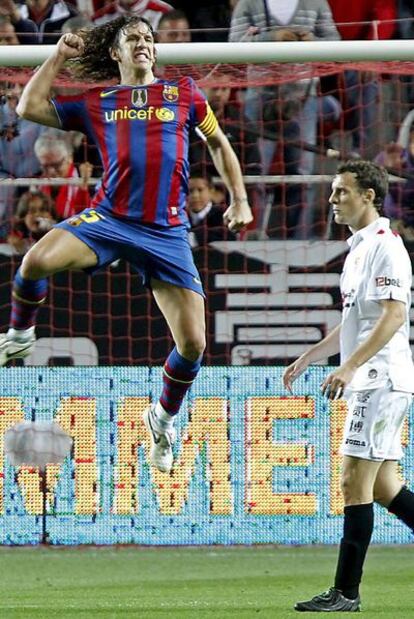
[206,126,253,232]
[16,34,85,128]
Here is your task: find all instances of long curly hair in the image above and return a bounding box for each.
[70,16,155,81]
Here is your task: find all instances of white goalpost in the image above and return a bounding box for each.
[1,39,414,66]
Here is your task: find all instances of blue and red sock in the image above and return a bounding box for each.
[158,347,202,418]
[10,268,48,330]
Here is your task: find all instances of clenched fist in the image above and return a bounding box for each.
[223,198,253,232]
[56,33,85,61]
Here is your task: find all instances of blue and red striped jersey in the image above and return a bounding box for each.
[52,77,218,227]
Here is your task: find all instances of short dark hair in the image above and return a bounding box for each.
[158,9,189,29]
[190,171,213,186]
[336,159,388,213]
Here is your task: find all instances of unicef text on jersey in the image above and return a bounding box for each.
[104,106,175,123]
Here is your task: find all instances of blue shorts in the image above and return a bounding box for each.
[56,208,204,296]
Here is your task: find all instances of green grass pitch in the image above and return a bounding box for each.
[0,545,412,618]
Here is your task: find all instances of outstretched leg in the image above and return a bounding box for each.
[1,228,97,365]
[143,279,205,473]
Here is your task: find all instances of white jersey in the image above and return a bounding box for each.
[340,217,414,392]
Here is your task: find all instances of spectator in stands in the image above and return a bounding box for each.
[61,14,93,34]
[374,138,414,240]
[156,9,191,43]
[154,9,190,80]
[8,190,57,255]
[328,1,396,158]
[190,79,262,231]
[2,0,79,44]
[34,132,92,219]
[93,0,172,28]
[173,1,233,42]
[187,173,236,247]
[0,15,19,44]
[229,0,340,239]
[0,82,45,238]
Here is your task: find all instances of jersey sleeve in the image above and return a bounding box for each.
[188,78,218,138]
[366,237,409,303]
[51,93,89,134]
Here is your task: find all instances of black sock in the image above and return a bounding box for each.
[388,486,414,531]
[334,503,374,600]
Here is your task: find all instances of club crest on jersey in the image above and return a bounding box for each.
[131,89,148,108]
[162,85,179,102]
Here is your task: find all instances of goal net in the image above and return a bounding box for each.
[0,40,414,547]
[0,42,413,366]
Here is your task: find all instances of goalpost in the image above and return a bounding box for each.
[0,40,413,366]
[1,39,414,65]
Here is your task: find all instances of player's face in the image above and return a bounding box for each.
[188,178,211,212]
[329,172,375,231]
[114,23,156,74]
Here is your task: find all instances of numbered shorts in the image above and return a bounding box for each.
[55,208,204,297]
[341,383,412,461]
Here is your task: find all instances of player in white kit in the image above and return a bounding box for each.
[283,160,414,612]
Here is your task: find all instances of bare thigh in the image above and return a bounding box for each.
[373,460,404,507]
[151,278,206,360]
[341,455,383,506]
[20,228,98,279]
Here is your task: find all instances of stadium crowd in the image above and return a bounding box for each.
[0,0,414,246]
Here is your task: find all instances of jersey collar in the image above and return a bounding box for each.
[347,217,390,249]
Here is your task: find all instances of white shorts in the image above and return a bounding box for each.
[341,383,412,461]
